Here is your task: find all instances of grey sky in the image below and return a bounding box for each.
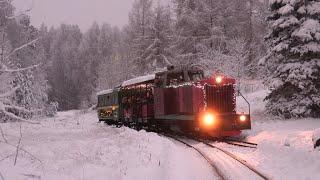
[13,0,136,31]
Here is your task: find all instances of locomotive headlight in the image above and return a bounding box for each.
[216,76,223,84]
[240,115,247,122]
[204,113,215,126]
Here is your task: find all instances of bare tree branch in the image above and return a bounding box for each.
[0,64,40,73]
[0,152,14,162]
[0,86,19,99]
[0,125,7,143]
[0,140,43,165]
[5,38,38,59]
[1,110,40,124]
[4,104,42,114]
[0,0,10,4]
[0,171,4,180]
[21,173,41,180]
[5,8,32,20]
[13,123,22,166]
[5,0,34,20]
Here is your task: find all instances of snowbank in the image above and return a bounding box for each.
[232,89,320,179]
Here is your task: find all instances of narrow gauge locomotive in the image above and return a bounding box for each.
[97,66,251,137]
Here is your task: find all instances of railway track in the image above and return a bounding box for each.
[166,134,270,180]
[164,134,227,180]
[224,140,258,149]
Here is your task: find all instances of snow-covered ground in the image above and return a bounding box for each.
[231,89,320,180]
[1,88,320,180]
[0,111,216,180]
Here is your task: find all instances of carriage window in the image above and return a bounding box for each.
[98,96,102,107]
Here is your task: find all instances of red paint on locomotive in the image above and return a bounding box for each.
[98,66,251,138]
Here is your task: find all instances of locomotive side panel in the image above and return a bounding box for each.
[177,86,193,114]
[154,88,164,116]
[192,86,205,113]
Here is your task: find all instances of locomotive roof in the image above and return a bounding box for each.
[155,66,203,76]
[97,89,114,96]
[122,74,155,87]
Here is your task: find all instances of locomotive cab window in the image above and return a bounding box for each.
[189,71,204,81]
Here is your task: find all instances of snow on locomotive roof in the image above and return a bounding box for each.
[122,74,155,87]
[97,89,113,96]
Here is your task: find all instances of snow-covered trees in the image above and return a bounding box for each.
[9,0,269,112]
[78,22,102,108]
[125,0,175,74]
[146,4,173,70]
[46,24,82,110]
[127,0,155,73]
[263,0,320,118]
[171,0,268,77]
[0,1,48,122]
[171,0,206,65]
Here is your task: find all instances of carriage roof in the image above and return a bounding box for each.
[97,89,114,96]
[121,74,155,87]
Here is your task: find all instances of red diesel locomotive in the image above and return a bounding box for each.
[97,66,251,137]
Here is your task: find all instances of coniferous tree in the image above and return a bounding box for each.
[143,4,173,71]
[263,0,320,118]
[127,0,154,74]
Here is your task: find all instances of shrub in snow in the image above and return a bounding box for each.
[263,0,320,118]
[45,102,59,117]
[313,129,320,149]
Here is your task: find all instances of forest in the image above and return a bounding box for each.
[0,0,319,122]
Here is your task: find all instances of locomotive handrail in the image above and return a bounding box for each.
[238,90,251,115]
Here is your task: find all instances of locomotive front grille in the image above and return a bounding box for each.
[205,84,236,114]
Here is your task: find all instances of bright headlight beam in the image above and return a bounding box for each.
[240,115,246,122]
[204,113,215,126]
[216,76,222,83]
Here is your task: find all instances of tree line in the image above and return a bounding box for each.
[0,0,319,122]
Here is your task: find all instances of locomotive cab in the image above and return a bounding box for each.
[199,75,251,137]
[155,67,204,87]
[154,67,207,132]
[154,66,251,137]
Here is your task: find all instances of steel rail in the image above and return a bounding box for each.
[199,139,270,180]
[164,134,226,180]
[225,139,258,146]
[224,141,257,149]
[166,134,270,180]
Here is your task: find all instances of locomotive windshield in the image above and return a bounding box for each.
[188,71,204,81]
[155,68,204,87]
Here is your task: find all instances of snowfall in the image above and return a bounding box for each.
[1,89,320,180]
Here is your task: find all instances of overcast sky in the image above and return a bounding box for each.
[13,0,136,31]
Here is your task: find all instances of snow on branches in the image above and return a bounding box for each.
[264,0,320,118]
[0,1,46,123]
